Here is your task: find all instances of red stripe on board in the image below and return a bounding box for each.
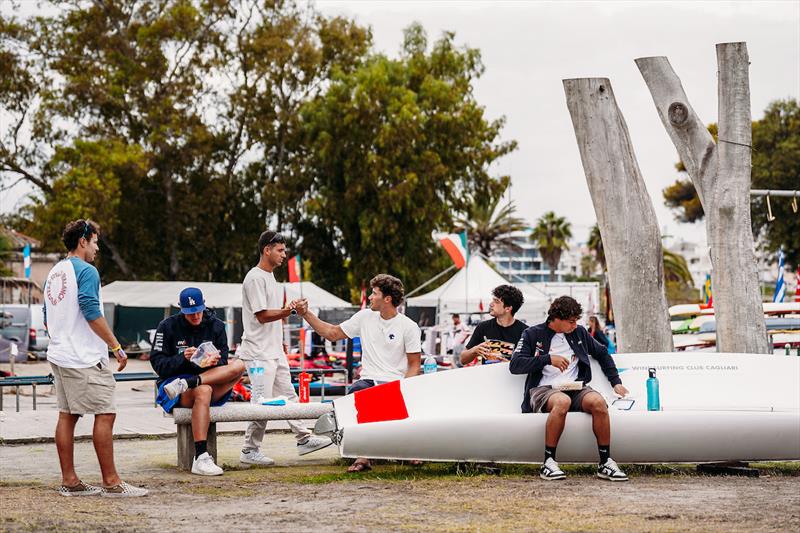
[439,238,466,269]
[354,380,409,424]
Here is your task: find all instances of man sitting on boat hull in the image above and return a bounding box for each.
[510,296,630,481]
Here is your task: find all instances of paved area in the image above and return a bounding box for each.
[0,358,330,442]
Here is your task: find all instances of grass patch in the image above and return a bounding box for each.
[0,480,43,488]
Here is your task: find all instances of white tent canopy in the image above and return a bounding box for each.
[102,280,350,309]
[406,256,550,325]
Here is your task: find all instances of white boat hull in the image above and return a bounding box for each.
[327,353,800,463]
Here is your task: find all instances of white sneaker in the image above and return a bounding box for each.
[597,458,629,482]
[240,449,275,466]
[191,452,223,476]
[297,435,333,456]
[164,378,189,400]
[540,457,566,481]
[100,481,149,498]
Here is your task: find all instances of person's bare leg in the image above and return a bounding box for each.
[544,393,572,447]
[582,392,610,445]
[55,412,81,486]
[179,385,213,442]
[210,360,246,402]
[92,413,122,487]
[194,360,245,387]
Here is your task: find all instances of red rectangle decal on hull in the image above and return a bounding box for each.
[354,380,409,423]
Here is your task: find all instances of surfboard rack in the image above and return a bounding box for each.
[696,462,760,477]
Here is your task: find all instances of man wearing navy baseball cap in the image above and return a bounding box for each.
[150,287,245,476]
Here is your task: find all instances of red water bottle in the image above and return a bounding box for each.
[299,371,311,403]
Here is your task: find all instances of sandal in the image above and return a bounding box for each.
[347,460,372,473]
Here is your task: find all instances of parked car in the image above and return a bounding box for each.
[0,307,29,363]
[28,304,49,352]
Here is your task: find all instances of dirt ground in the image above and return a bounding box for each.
[1,434,799,532]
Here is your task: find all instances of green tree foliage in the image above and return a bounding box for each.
[1,4,514,298]
[530,211,572,282]
[299,23,516,294]
[587,223,605,270]
[455,180,527,257]
[662,100,799,266]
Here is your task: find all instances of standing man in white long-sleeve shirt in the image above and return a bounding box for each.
[44,219,147,497]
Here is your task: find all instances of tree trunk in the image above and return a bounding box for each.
[636,43,769,354]
[99,234,135,279]
[563,78,673,353]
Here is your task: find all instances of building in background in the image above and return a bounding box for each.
[490,231,578,282]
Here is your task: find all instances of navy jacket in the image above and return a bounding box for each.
[149,310,229,385]
[509,322,622,413]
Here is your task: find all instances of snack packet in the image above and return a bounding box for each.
[191,341,219,368]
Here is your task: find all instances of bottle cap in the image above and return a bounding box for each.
[648,367,657,378]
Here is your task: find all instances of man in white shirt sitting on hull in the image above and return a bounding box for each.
[298,273,422,472]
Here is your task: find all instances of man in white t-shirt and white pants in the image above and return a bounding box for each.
[298,273,422,472]
[237,231,332,466]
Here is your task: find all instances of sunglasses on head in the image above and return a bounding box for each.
[268,233,285,245]
[82,220,92,240]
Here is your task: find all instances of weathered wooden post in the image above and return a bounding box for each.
[636,43,769,354]
[563,78,674,353]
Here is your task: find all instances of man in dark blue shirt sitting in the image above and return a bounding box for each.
[150,287,245,476]
[510,296,629,482]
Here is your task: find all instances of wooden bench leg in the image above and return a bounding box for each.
[177,422,218,471]
[177,424,193,471]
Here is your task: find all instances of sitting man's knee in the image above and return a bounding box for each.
[231,359,246,374]
[586,395,607,414]
[548,397,571,415]
[196,384,213,399]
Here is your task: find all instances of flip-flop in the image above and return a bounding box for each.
[347,461,372,473]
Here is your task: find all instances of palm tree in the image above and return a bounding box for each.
[587,224,605,270]
[455,189,528,257]
[530,212,572,281]
[662,249,694,284]
[586,225,694,284]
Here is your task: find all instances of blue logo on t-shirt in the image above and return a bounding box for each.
[388,333,396,340]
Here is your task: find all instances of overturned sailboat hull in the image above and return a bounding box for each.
[320,354,800,463]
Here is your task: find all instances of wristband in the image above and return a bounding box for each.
[110,344,122,352]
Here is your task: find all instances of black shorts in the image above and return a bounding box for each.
[529,385,603,413]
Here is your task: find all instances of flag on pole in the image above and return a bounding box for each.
[438,231,468,269]
[773,250,786,303]
[700,273,713,308]
[795,271,800,303]
[478,299,484,312]
[23,243,31,279]
[287,254,301,283]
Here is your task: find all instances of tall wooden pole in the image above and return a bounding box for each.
[564,78,674,353]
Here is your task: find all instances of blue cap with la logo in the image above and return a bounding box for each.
[179,287,206,314]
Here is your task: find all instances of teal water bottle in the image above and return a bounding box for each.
[646,368,660,411]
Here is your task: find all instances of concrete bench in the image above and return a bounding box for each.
[171,402,333,470]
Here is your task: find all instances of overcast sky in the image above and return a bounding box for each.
[2,1,798,247]
[317,0,800,244]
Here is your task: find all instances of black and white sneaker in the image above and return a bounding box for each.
[597,458,628,481]
[540,457,566,480]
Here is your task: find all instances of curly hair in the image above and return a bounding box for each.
[370,274,405,307]
[547,295,582,321]
[62,219,100,251]
[492,284,524,315]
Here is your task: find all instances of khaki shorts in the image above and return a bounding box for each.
[50,362,116,415]
[529,385,602,413]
